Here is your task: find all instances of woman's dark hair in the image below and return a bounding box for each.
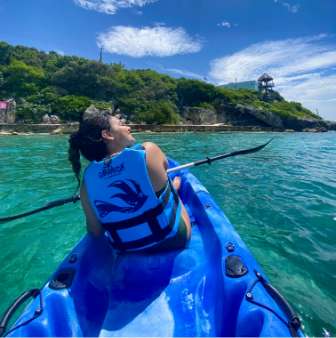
[68,111,112,186]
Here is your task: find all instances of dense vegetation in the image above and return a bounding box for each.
[0,41,320,123]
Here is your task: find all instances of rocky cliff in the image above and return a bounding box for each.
[181,103,331,132]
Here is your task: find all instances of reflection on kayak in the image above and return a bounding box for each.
[3,160,304,337]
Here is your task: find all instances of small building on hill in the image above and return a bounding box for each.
[0,99,16,123]
[220,81,258,90]
[220,75,276,95]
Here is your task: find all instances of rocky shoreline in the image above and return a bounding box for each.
[0,122,334,135]
[2,103,335,135]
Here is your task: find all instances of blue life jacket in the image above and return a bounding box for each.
[83,144,182,251]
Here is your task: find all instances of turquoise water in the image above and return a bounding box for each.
[1,132,335,336]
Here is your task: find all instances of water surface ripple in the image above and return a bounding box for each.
[0,132,335,336]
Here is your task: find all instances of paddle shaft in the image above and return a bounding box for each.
[0,195,80,223]
[0,139,272,223]
[167,138,272,173]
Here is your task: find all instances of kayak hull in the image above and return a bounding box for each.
[6,162,303,337]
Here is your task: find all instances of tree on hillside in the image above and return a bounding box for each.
[135,100,179,124]
[2,59,45,97]
[53,95,92,121]
[51,61,113,99]
[11,45,52,68]
[0,72,4,88]
[176,79,217,108]
[0,41,11,65]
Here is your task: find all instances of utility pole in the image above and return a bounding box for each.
[99,47,103,63]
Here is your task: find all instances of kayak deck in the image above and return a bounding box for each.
[7,165,302,337]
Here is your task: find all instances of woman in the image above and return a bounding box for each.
[68,111,191,252]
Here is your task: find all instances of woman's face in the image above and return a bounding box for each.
[106,116,135,148]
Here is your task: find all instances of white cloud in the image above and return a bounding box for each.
[209,35,333,83]
[165,68,204,80]
[209,35,336,120]
[97,26,202,57]
[144,62,205,80]
[278,74,336,121]
[273,0,300,13]
[217,21,232,29]
[74,0,157,15]
[55,50,65,56]
[47,50,65,56]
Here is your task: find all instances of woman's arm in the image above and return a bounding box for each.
[80,183,103,237]
[142,142,168,192]
[143,142,192,241]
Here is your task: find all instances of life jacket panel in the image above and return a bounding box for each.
[83,145,181,251]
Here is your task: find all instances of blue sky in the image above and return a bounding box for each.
[0,0,335,120]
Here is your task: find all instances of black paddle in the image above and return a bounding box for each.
[0,195,80,223]
[0,139,272,223]
[167,138,273,173]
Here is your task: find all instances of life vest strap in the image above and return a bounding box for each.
[103,180,180,251]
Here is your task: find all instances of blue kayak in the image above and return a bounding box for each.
[3,160,303,337]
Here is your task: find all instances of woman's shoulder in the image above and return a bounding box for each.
[142,142,168,171]
[142,142,163,154]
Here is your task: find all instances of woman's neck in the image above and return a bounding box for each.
[106,144,125,157]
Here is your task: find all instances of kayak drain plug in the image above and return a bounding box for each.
[246,292,253,300]
[68,254,77,264]
[34,307,42,315]
[226,242,235,252]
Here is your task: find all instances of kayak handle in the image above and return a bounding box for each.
[256,271,301,334]
[0,289,42,337]
[245,271,301,337]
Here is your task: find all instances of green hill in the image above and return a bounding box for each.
[0,41,321,129]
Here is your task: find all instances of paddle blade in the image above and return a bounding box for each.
[194,138,274,165]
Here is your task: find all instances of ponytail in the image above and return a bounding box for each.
[67,111,111,186]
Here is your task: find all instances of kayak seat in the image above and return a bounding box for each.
[65,222,217,336]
